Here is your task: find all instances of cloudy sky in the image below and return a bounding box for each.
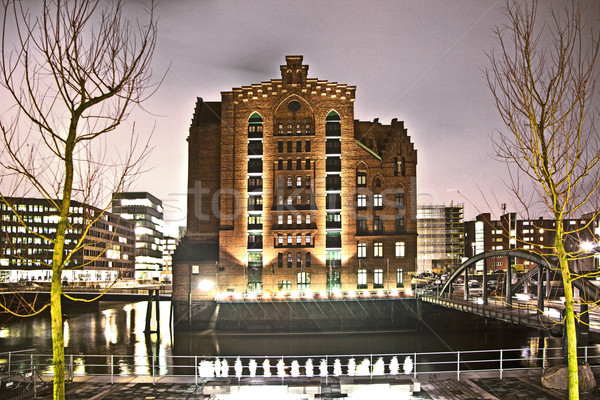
[4,0,596,234]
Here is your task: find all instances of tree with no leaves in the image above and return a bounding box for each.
[0,0,158,398]
[486,1,600,398]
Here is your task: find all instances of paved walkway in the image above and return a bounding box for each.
[21,374,600,399]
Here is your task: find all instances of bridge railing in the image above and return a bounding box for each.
[1,346,598,384]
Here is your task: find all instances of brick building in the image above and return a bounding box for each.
[0,197,135,283]
[173,56,418,303]
[464,212,599,272]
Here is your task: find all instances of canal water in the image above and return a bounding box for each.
[1,300,596,375]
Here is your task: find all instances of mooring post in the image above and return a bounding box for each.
[145,289,153,333]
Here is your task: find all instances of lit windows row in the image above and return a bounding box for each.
[277,233,312,246]
[277,123,312,136]
[356,216,405,232]
[276,194,312,206]
[277,214,311,225]
[357,268,404,289]
[278,176,311,188]
[357,241,405,258]
[356,193,404,209]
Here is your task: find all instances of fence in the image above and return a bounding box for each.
[2,346,599,386]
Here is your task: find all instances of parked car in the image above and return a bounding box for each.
[468,280,481,288]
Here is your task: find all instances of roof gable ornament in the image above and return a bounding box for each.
[280,55,308,85]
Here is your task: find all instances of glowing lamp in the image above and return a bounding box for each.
[198,280,214,292]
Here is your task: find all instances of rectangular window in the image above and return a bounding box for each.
[395,193,405,209]
[287,252,293,268]
[278,234,283,245]
[395,241,405,257]
[305,252,311,267]
[278,141,283,152]
[287,159,292,170]
[374,242,383,257]
[305,123,311,135]
[296,176,302,187]
[357,194,367,209]
[357,269,367,289]
[278,280,291,290]
[296,252,302,268]
[278,253,283,268]
[374,269,383,288]
[396,215,405,232]
[357,217,367,232]
[287,234,292,244]
[296,124,302,135]
[305,141,311,152]
[297,272,311,290]
[287,141,293,152]
[305,159,310,170]
[296,141,302,152]
[374,194,382,208]
[358,243,366,258]
[278,159,283,170]
[357,172,367,186]
[296,234,302,245]
[396,268,403,287]
[297,159,302,170]
[374,216,383,232]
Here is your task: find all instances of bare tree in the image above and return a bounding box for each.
[486,1,600,398]
[0,0,158,398]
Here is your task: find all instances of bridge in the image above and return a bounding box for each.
[419,250,600,339]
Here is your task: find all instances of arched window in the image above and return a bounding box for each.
[375,178,381,188]
[297,215,302,225]
[287,215,292,225]
[248,112,263,137]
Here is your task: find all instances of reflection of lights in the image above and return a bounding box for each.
[73,357,86,376]
[361,291,370,298]
[0,327,9,338]
[261,292,271,300]
[277,291,286,299]
[290,291,300,299]
[390,290,399,297]
[320,291,329,299]
[405,289,414,296]
[477,298,484,305]
[247,292,257,301]
[233,292,243,301]
[198,279,214,292]
[347,291,356,298]
[303,290,313,299]
[63,320,70,347]
[376,290,385,298]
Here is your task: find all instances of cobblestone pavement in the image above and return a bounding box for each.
[21,376,600,399]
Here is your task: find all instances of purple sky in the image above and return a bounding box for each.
[4,0,597,235]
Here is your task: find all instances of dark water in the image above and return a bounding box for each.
[1,300,598,376]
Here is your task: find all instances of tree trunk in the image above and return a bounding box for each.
[556,220,579,399]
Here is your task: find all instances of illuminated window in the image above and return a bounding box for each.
[357,269,367,289]
[296,176,302,187]
[395,242,405,257]
[306,214,311,225]
[287,215,292,225]
[357,194,367,209]
[287,234,292,244]
[192,265,199,274]
[374,194,382,208]
[287,252,293,268]
[396,269,403,287]
[374,269,383,288]
[374,242,383,257]
[296,252,302,267]
[296,234,302,245]
[297,215,302,225]
[278,280,291,290]
[357,172,367,186]
[358,243,366,258]
[305,233,311,245]
[287,196,292,205]
[278,235,283,245]
[297,272,310,289]
[278,215,283,225]
[287,176,292,188]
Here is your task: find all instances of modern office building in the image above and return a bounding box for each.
[417,204,464,273]
[0,197,135,282]
[464,212,599,272]
[173,55,418,302]
[112,192,164,281]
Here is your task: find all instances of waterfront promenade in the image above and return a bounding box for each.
[26,372,600,399]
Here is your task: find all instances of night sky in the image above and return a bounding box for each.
[3,0,598,234]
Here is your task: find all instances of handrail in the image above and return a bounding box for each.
[1,346,598,383]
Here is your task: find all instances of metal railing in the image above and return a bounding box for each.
[1,346,599,385]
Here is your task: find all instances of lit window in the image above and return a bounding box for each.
[287,196,292,205]
[287,215,292,225]
[357,172,366,186]
[395,242,405,257]
[287,234,292,244]
[278,215,283,225]
[305,233,311,245]
[374,194,382,208]
[396,269,403,287]
[278,235,283,245]
[357,269,367,288]
[287,176,292,188]
[297,234,302,245]
[357,194,367,208]
[358,243,366,258]
[297,215,302,225]
[374,269,383,288]
[306,214,311,225]
[297,176,302,187]
[374,242,383,257]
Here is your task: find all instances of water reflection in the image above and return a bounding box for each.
[1,300,599,376]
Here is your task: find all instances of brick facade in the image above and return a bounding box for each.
[174,56,418,300]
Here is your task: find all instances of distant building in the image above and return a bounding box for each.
[112,192,164,281]
[464,212,599,272]
[0,197,135,282]
[161,235,178,282]
[417,204,464,273]
[173,55,418,307]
